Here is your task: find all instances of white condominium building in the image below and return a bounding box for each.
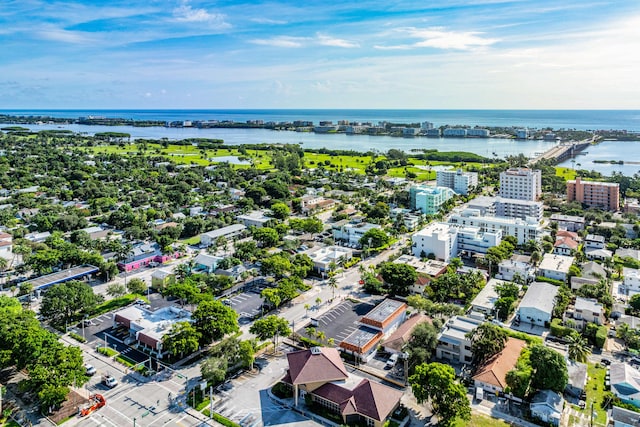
[494,197,544,221]
[412,222,501,262]
[436,169,479,196]
[448,208,543,245]
[499,168,542,201]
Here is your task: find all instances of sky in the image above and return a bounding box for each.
[1,0,640,110]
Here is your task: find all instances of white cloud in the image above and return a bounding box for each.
[407,27,499,50]
[250,17,288,25]
[172,1,230,28]
[317,34,359,48]
[250,36,307,48]
[36,27,97,44]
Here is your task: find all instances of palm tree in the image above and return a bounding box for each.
[448,257,463,273]
[567,333,591,363]
[115,243,133,287]
[304,304,311,317]
[328,276,338,301]
[530,250,541,267]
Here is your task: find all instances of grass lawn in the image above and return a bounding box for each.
[556,166,577,180]
[452,414,511,427]
[85,143,273,169]
[574,362,607,425]
[180,235,201,245]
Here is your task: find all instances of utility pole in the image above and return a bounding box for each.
[209,385,213,420]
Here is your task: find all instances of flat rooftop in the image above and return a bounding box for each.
[361,299,406,324]
[340,326,381,348]
[30,265,100,290]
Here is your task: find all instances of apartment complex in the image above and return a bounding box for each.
[494,197,544,221]
[332,220,381,247]
[448,208,543,244]
[499,168,542,201]
[436,169,478,196]
[409,185,455,215]
[566,177,620,211]
[436,314,484,364]
[411,222,501,262]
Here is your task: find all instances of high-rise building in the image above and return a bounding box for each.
[436,169,478,196]
[499,168,542,201]
[566,177,620,211]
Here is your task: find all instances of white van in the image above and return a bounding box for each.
[385,353,399,369]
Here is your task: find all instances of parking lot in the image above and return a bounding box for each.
[299,299,375,343]
[225,290,264,324]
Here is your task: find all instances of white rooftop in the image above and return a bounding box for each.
[538,253,574,273]
[519,282,560,315]
[470,278,504,312]
[115,305,192,342]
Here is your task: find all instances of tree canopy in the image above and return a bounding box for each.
[409,362,471,427]
[39,280,102,326]
[379,262,417,296]
[192,300,239,344]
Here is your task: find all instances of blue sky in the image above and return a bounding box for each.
[1,0,639,109]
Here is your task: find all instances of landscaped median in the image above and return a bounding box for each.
[95,346,150,375]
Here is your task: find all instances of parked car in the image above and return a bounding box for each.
[385,353,399,369]
[85,364,96,376]
[601,358,611,366]
[103,375,118,388]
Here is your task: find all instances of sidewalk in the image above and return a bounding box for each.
[472,400,539,427]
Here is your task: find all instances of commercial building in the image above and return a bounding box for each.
[113,305,192,359]
[382,314,431,354]
[409,185,455,215]
[282,347,403,427]
[436,169,478,196]
[516,282,560,327]
[499,168,542,201]
[306,246,353,275]
[151,269,175,290]
[436,313,484,364]
[566,177,620,211]
[448,208,543,244]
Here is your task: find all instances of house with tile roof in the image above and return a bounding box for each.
[382,314,430,355]
[553,235,579,256]
[281,347,403,427]
[473,338,526,394]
